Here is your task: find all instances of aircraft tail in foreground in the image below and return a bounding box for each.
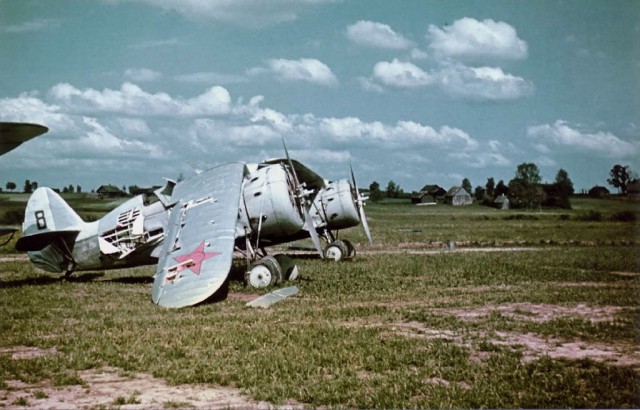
[15,187,86,272]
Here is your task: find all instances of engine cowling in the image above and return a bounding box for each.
[241,164,304,237]
[311,179,359,230]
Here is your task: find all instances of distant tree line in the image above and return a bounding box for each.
[365,163,640,209]
[1,180,81,194]
[463,163,575,209]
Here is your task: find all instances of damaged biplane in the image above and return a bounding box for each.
[15,151,372,308]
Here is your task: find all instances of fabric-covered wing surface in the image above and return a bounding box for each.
[152,162,246,308]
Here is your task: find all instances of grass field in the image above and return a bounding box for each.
[1,196,638,408]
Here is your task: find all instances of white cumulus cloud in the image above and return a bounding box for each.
[49,82,232,116]
[371,59,433,88]
[428,17,528,63]
[255,58,338,86]
[438,64,534,101]
[527,120,640,158]
[346,20,413,49]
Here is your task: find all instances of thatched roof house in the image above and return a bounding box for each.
[96,184,126,198]
[411,184,446,204]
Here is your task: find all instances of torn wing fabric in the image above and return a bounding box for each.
[246,286,300,308]
[152,162,246,308]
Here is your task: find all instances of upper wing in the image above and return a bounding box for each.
[152,162,247,308]
[262,158,326,192]
[0,122,48,156]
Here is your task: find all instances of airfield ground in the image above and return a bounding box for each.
[0,196,638,408]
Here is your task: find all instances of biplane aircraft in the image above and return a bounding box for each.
[15,147,372,308]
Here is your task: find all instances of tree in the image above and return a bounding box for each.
[509,179,546,209]
[461,178,472,195]
[68,184,74,193]
[485,177,495,199]
[386,180,399,198]
[387,181,396,198]
[77,185,82,193]
[607,164,636,195]
[369,181,384,203]
[509,162,544,209]
[514,163,542,185]
[495,180,508,197]
[5,181,16,192]
[554,168,574,196]
[24,179,33,194]
[474,186,486,201]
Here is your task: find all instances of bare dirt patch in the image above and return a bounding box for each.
[433,303,629,323]
[0,347,299,409]
[1,366,301,409]
[0,255,29,262]
[0,346,58,360]
[490,331,640,367]
[385,321,640,369]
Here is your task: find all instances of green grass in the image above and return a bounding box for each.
[0,195,638,408]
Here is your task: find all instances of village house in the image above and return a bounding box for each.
[588,185,610,198]
[411,184,446,204]
[444,186,473,206]
[493,194,510,209]
[96,184,127,199]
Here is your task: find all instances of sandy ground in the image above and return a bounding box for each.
[0,359,301,409]
[387,301,640,369]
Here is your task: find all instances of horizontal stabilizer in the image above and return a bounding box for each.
[16,230,80,252]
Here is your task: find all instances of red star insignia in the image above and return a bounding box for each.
[171,241,221,276]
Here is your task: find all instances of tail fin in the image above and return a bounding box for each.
[15,187,84,252]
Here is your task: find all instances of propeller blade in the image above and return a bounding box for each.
[304,206,324,258]
[282,138,300,190]
[282,138,324,258]
[349,162,373,245]
[350,162,358,192]
[358,202,373,245]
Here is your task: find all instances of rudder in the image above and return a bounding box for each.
[16,187,84,252]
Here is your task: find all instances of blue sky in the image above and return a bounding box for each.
[1,0,638,193]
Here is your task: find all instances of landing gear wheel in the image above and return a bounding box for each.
[274,254,299,280]
[324,240,349,262]
[342,239,356,259]
[245,256,282,288]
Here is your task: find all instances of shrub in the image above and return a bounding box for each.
[610,211,637,222]
[575,211,603,222]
